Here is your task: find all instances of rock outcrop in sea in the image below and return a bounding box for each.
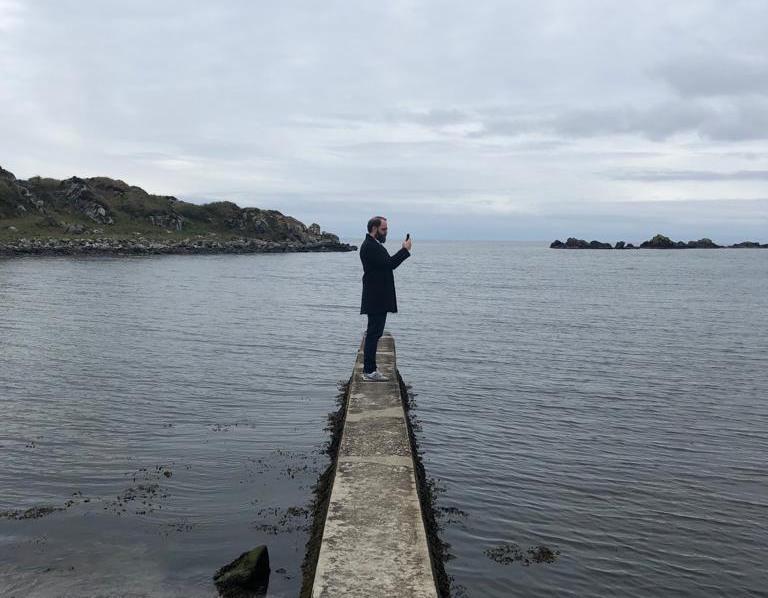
[0,165,354,256]
[550,233,766,250]
[213,545,271,597]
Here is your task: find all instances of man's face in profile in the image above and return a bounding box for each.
[375,220,388,243]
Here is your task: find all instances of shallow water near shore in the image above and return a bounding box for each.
[1,241,767,597]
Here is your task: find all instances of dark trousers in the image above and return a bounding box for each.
[363,312,387,374]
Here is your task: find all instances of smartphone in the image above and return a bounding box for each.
[406,233,410,241]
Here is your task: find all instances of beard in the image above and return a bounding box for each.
[375,232,387,243]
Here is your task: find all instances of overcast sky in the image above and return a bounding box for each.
[1,0,767,241]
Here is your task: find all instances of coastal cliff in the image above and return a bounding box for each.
[0,166,354,255]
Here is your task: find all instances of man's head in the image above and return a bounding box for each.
[367,216,388,243]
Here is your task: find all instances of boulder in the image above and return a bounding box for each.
[640,234,675,249]
[320,231,340,243]
[64,223,86,235]
[213,546,270,597]
[308,223,321,236]
[148,213,184,231]
[62,178,114,225]
[40,215,60,228]
[614,241,625,249]
[686,238,720,248]
[226,209,272,236]
[588,240,612,249]
[553,237,614,249]
[565,237,589,248]
[0,166,17,181]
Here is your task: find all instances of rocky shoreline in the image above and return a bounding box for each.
[550,234,767,250]
[0,236,356,257]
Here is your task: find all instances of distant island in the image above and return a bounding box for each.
[0,165,355,256]
[550,234,767,250]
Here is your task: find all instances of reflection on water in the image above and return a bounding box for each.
[1,244,767,597]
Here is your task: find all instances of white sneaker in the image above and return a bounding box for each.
[362,370,389,382]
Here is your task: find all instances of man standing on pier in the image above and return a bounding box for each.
[360,216,412,382]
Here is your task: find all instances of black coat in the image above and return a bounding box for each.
[359,235,410,314]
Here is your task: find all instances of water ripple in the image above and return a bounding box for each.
[2,243,767,597]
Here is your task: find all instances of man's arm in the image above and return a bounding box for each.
[388,247,410,270]
[362,241,410,271]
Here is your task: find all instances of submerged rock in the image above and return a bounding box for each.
[484,542,560,566]
[214,545,270,597]
[0,505,64,520]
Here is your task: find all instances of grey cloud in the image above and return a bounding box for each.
[293,108,472,130]
[472,98,768,141]
[494,139,569,151]
[107,141,269,162]
[655,54,768,98]
[610,170,768,182]
[385,108,470,126]
[327,140,462,158]
[697,98,768,141]
[326,96,768,143]
[467,117,542,138]
[551,103,710,140]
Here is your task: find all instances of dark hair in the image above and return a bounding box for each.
[367,216,387,232]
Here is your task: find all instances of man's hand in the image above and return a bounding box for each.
[403,237,412,252]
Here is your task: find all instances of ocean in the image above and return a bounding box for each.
[1,241,767,597]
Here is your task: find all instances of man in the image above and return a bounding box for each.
[359,216,412,382]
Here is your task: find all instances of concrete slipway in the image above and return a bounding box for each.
[310,334,439,597]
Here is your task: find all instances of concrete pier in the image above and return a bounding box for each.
[311,333,438,597]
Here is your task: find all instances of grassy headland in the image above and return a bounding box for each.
[0,165,353,254]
